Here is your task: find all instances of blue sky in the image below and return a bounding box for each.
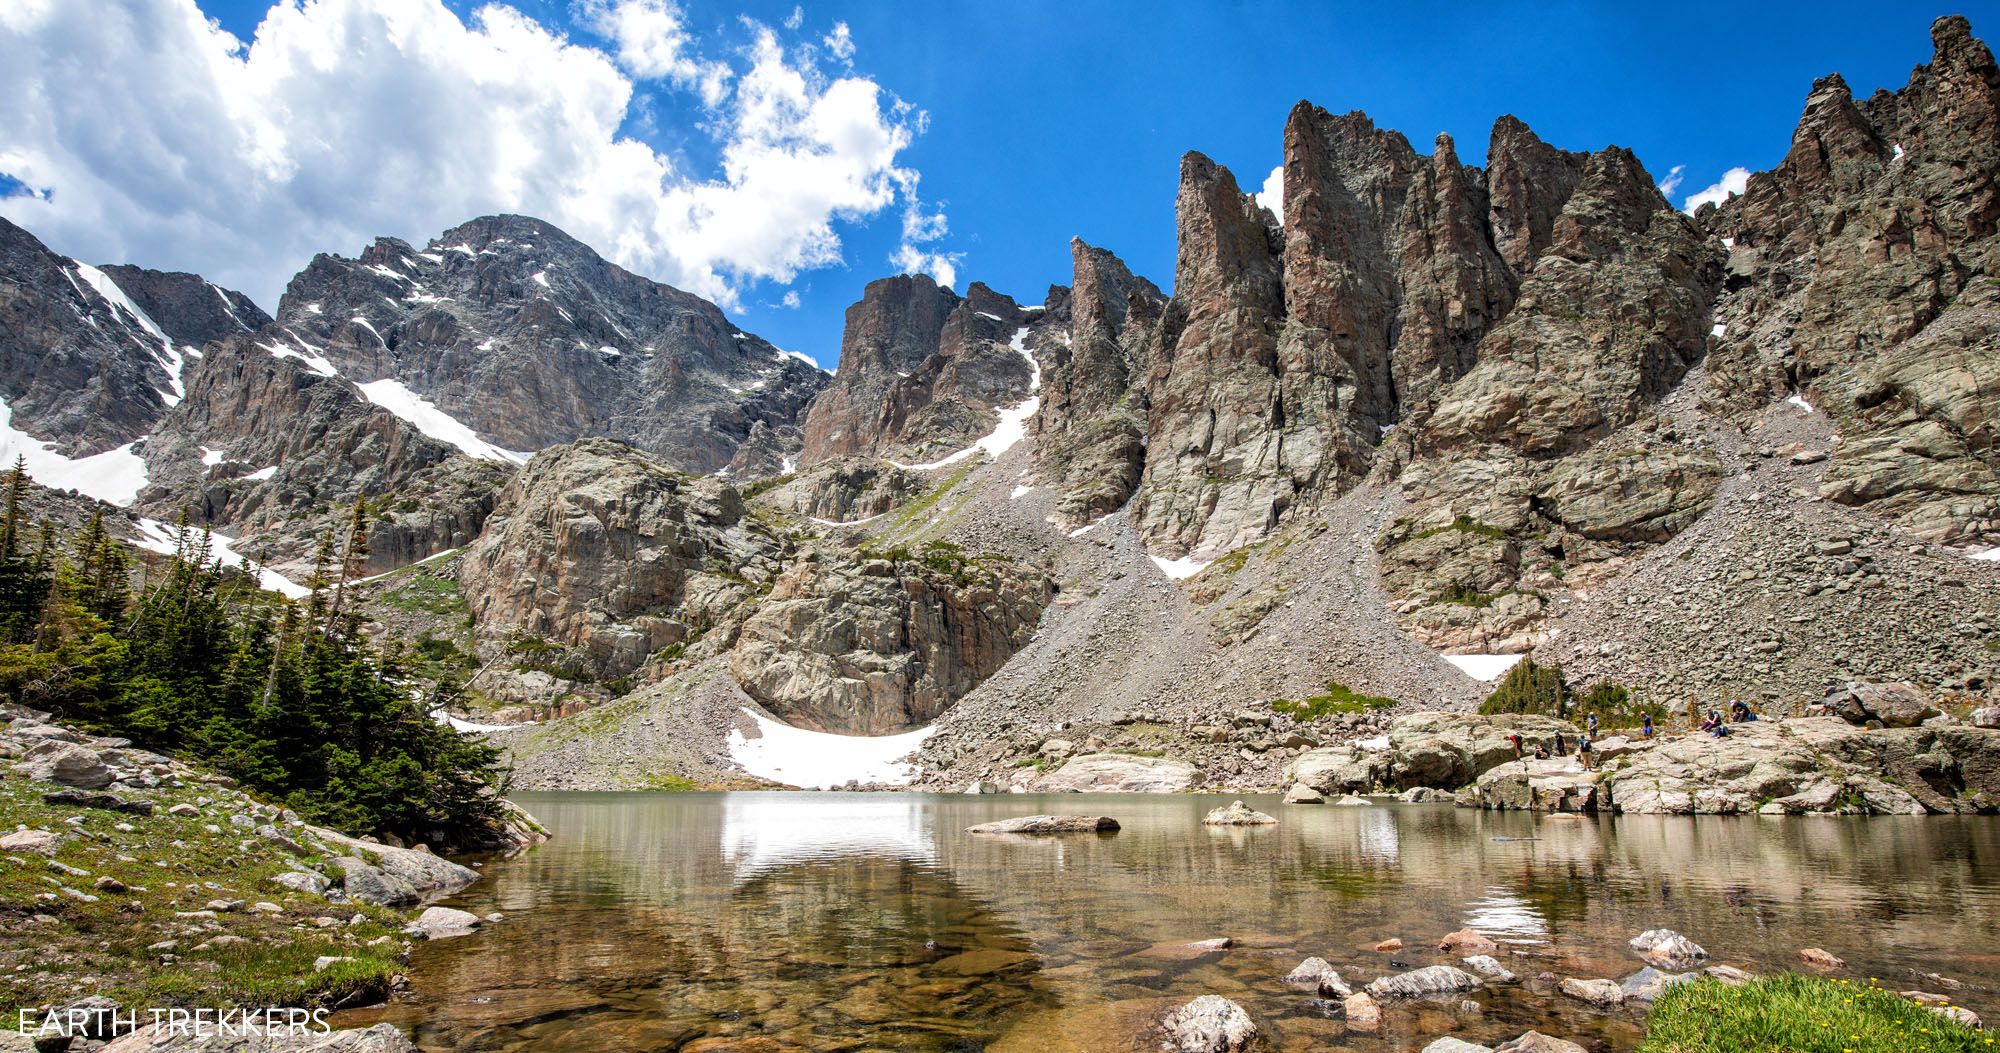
[21,1,1993,367]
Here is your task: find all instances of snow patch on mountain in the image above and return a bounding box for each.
[0,397,149,505]
[726,707,934,789]
[355,379,530,464]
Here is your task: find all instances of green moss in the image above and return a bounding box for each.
[1271,682,1397,721]
[1639,974,1986,1053]
[636,772,700,792]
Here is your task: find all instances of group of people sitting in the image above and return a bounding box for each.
[1501,700,1761,768]
[1699,699,1760,737]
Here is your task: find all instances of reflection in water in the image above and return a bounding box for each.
[722,793,936,878]
[1464,888,1549,944]
[344,794,2000,1052]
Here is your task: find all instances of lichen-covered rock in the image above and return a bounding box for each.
[460,438,785,681]
[729,545,1051,734]
[10,741,114,789]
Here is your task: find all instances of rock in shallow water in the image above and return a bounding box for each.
[1283,783,1324,803]
[1556,977,1625,1007]
[1366,965,1483,999]
[1202,800,1278,825]
[1158,994,1256,1053]
[1422,1040,1493,1053]
[1282,956,1351,996]
[965,814,1120,834]
[1629,928,1708,969]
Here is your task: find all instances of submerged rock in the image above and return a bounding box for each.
[1797,947,1845,969]
[1366,965,1483,999]
[1620,966,1696,1002]
[965,815,1120,834]
[1438,928,1499,954]
[1342,991,1382,1029]
[1203,800,1278,825]
[1462,955,1517,983]
[1158,994,1256,1053]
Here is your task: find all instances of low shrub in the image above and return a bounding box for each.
[1272,682,1397,722]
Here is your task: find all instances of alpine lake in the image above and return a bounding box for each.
[340,792,2000,1051]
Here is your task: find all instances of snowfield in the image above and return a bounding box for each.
[1443,654,1525,681]
[0,398,149,506]
[133,518,310,598]
[357,379,530,464]
[1147,553,1212,580]
[726,708,934,789]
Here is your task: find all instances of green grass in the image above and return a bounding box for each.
[0,777,408,1020]
[378,568,468,615]
[636,772,700,792]
[1639,975,1988,1053]
[1271,682,1397,721]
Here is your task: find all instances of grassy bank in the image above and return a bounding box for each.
[0,773,410,1022]
[1639,974,1987,1052]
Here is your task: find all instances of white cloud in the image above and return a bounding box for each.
[580,0,730,107]
[783,5,803,30]
[1254,164,1283,223]
[780,290,800,308]
[823,22,854,63]
[0,0,943,311]
[1657,163,1686,199]
[1681,166,1752,214]
[891,244,958,290]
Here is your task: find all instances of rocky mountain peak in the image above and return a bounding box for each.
[266,213,826,475]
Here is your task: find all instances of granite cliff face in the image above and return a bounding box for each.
[1706,14,2000,545]
[1033,239,1164,529]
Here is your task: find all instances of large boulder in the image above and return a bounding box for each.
[1383,712,1583,789]
[320,832,477,907]
[1284,746,1385,795]
[1820,682,1941,728]
[10,741,114,789]
[1458,758,1603,812]
[1202,801,1277,825]
[1030,754,1200,793]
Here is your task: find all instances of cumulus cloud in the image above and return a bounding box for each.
[0,0,943,311]
[1657,163,1686,199]
[1254,164,1284,223]
[1681,166,1752,214]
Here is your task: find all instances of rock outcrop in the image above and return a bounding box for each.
[797,276,1050,469]
[965,815,1119,834]
[459,439,789,681]
[1034,239,1164,529]
[729,542,1051,733]
[1028,753,1202,793]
